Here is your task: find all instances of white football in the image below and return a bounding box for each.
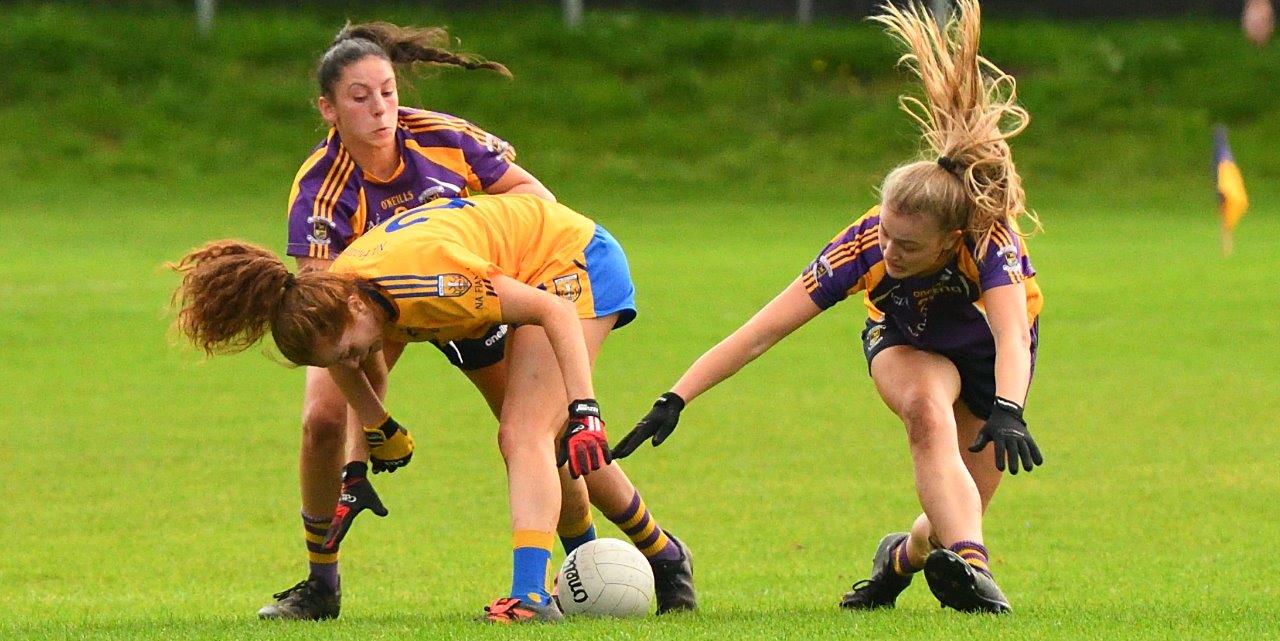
[555,538,654,617]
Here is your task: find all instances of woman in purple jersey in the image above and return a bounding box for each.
[263,23,695,622]
[613,0,1042,614]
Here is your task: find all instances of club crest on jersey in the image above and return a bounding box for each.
[485,134,512,157]
[417,177,462,204]
[436,273,472,297]
[306,216,336,245]
[867,324,885,348]
[812,255,833,281]
[552,274,582,302]
[999,244,1019,271]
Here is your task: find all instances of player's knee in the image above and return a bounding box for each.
[300,406,345,453]
[898,395,951,448]
[495,422,528,462]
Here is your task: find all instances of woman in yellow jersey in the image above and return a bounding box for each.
[172,194,691,623]
[273,23,692,622]
[614,0,1042,614]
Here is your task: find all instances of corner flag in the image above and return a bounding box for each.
[1214,125,1248,256]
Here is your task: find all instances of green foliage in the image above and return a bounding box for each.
[3,4,1280,203]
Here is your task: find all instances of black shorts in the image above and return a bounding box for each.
[861,319,1016,420]
[431,324,509,371]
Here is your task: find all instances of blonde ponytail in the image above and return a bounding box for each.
[872,0,1039,249]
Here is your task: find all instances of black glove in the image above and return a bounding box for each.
[968,397,1043,474]
[611,392,685,459]
[322,462,389,550]
[557,399,611,479]
[364,415,414,474]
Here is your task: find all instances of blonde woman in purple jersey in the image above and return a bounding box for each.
[614,0,1042,614]
[261,23,694,621]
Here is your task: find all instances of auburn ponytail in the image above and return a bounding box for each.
[169,241,358,366]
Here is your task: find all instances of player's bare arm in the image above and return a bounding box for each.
[487,163,556,202]
[613,278,822,459]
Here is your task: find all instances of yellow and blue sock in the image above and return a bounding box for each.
[604,490,681,562]
[949,540,991,577]
[558,512,597,555]
[510,530,554,604]
[303,511,339,591]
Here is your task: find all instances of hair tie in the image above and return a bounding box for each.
[283,272,297,289]
[937,156,962,175]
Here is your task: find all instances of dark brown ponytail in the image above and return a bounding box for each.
[317,21,511,98]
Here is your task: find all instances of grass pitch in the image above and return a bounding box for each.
[1,188,1276,640]
[2,4,1278,640]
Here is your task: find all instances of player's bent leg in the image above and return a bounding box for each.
[577,315,696,614]
[260,343,407,621]
[837,346,981,613]
[893,401,1004,595]
[487,325,568,622]
[871,346,983,548]
[259,368,348,620]
[582,464,696,614]
[904,401,1012,614]
[918,400,1010,613]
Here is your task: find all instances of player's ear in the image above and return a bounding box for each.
[347,292,368,316]
[318,95,337,126]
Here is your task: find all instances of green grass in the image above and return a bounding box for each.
[2,4,1279,640]
[1,190,1277,640]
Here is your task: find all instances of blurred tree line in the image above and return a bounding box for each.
[163,0,1250,19]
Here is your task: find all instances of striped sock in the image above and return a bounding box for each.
[558,512,597,555]
[510,530,554,604]
[891,539,923,576]
[303,511,339,591]
[949,540,991,577]
[604,491,680,562]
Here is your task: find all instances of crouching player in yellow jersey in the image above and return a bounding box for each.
[172,194,693,623]
[267,22,692,623]
[614,0,1042,614]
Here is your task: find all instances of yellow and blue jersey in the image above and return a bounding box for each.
[802,206,1042,357]
[330,195,637,344]
[286,108,517,260]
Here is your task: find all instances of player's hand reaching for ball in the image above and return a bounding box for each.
[322,462,388,550]
[558,399,611,479]
[968,397,1043,474]
[611,392,685,459]
[364,415,415,473]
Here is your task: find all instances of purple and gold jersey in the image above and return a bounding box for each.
[330,195,598,345]
[802,206,1043,357]
[286,108,517,260]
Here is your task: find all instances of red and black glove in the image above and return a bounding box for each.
[322,461,389,550]
[557,399,611,479]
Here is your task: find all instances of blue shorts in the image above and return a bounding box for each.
[583,225,638,330]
